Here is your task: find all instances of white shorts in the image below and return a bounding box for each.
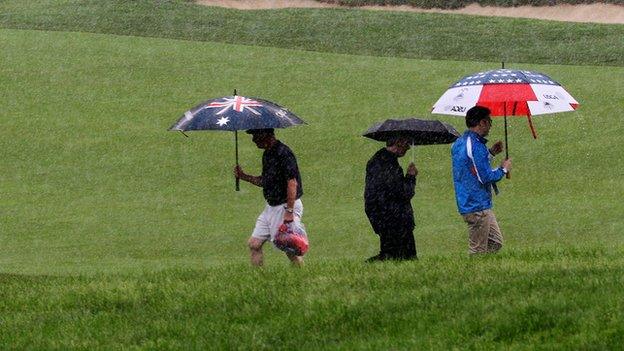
[251,199,305,242]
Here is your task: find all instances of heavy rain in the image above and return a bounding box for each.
[0,0,623,348]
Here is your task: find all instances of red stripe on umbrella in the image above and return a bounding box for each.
[477,84,537,117]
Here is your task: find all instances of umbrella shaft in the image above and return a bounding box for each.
[504,115,509,159]
[235,131,240,191]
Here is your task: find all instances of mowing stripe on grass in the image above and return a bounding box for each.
[0,0,623,66]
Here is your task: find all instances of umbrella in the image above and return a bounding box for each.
[169,91,306,191]
[363,118,460,162]
[431,66,579,161]
[363,118,459,144]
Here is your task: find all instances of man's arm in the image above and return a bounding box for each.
[283,178,297,222]
[234,166,262,187]
[281,148,300,222]
[470,139,505,184]
[401,162,418,200]
[365,156,417,202]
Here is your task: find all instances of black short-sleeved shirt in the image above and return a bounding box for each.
[262,140,303,206]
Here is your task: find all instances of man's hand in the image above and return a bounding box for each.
[283,211,294,223]
[489,141,504,156]
[501,158,512,172]
[234,165,245,180]
[235,166,263,187]
[407,162,418,177]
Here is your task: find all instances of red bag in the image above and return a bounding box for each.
[273,222,309,256]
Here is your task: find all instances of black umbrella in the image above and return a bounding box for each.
[363,118,460,162]
[363,118,459,145]
[169,90,306,191]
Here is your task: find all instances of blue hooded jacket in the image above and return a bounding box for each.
[451,130,505,215]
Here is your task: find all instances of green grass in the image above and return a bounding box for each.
[1,2,624,349]
[1,249,624,349]
[2,28,623,276]
[0,0,623,66]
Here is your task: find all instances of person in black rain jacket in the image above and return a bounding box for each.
[364,136,418,261]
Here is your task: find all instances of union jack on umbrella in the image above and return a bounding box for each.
[169,94,305,132]
[169,92,306,191]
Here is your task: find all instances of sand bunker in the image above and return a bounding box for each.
[197,0,624,24]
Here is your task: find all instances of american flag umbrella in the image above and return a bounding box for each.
[169,92,306,191]
[432,68,579,159]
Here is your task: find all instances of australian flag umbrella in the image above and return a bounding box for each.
[363,118,460,162]
[169,92,306,191]
[432,67,579,161]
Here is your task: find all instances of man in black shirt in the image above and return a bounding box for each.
[364,136,418,261]
[234,128,305,266]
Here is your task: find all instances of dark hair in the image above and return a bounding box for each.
[386,135,409,147]
[386,137,399,147]
[246,128,275,135]
[465,106,491,128]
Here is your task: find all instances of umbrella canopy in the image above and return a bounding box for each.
[432,69,579,140]
[169,95,306,132]
[363,118,460,145]
[169,93,306,191]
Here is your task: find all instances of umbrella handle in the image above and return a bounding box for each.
[504,108,510,179]
[235,130,240,192]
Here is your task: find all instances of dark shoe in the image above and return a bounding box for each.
[365,254,387,263]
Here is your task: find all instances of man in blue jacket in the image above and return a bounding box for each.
[451,106,512,254]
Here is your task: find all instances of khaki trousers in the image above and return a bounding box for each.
[462,209,503,254]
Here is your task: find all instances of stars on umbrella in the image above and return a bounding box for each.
[216,116,230,127]
[529,78,556,84]
[452,69,562,87]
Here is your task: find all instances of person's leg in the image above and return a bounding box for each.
[379,230,395,259]
[385,234,416,260]
[282,219,306,266]
[248,237,266,267]
[250,205,271,266]
[381,229,416,260]
[287,217,307,266]
[398,229,417,260]
[366,229,391,262]
[485,210,503,253]
[287,253,304,267]
[463,211,490,254]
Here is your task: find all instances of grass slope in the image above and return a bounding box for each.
[1,3,624,349]
[0,0,623,66]
[1,250,623,349]
[1,28,623,275]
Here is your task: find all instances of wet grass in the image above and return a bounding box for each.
[0,0,623,66]
[2,28,623,275]
[1,5,624,349]
[1,249,623,349]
